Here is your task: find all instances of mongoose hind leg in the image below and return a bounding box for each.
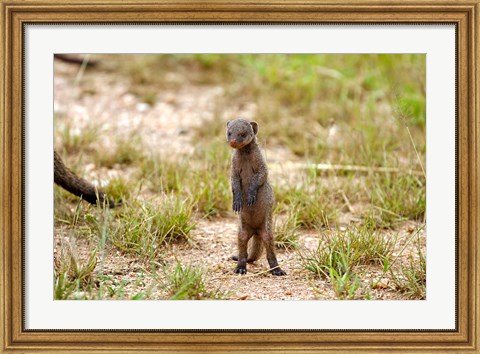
[234,227,254,275]
[259,229,287,276]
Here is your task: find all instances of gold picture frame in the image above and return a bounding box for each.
[1,1,479,352]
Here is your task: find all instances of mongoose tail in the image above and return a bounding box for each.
[231,235,264,262]
[54,150,116,207]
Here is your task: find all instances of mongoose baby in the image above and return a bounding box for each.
[54,150,115,207]
[226,118,286,276]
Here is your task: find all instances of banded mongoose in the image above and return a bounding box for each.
[54,150,115,207]
[226,118,286,276]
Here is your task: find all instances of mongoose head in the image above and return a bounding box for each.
[226,118,258,149]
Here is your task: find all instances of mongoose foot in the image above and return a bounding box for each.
[234,266,247,275]
[271,268,287,276]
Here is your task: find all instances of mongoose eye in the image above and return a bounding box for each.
[241,133,246,138]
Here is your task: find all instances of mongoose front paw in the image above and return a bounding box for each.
[271,268,287,276]
[234,266,247,275]
[247,194,256,206]
[232,199,242,213]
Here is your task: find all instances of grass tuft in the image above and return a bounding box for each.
[93,136,146,168]
[164,261,228,300]
[54,237,98,300]
[303,223,395,279]
[366,173,426,228]
[138,155,190,194]
[109,197,196,258]
[387,229,426,299]
[275,175,339,228]
[274,210,301,250]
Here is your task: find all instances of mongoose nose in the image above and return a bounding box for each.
[229,140,237,147]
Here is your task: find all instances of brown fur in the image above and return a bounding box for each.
[54,150,115,207]
[226,118,286,276]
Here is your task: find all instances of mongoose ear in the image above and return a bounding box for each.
[226,120,232,128]
[250,121,258,135]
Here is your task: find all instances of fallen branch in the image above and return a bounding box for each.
[273,162,424,176]
[209,259,297,282]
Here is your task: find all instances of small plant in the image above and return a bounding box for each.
[328,265,362,300]
[103,176,136,203]
[194,173,231,218]
[54,272,76,300]
[189,139,232,218]
[275,182,337,229]
[109,197,196,258]
[164,261,227,300]
[56,121,100,156]
[303,237,351,280]
[388,230,426,299]
[274,210,301,249]
[372,224,426,299]
[54,237,97,300]
[302,224,395,299]
[367,173,426,228]
[390,255,426,299]
[93,136,146,168]
[54,185,83,225]
[138,155,189,194]
[304,223,394,278]
[307,242,365,300]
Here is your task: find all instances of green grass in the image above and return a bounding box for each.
[327,265,363,300]
[92,136,146,169]
[54,239,97,286]
[366,173,426,228]
[138,155,190,194]
[54,235,98,300]
[303,223,395,280]
[103,176,137,203]
[193,171,231,218]
[108,197,196,258]
[55,185,196,259]
[191,140,232,217]
[164,261,228,300]
[136,141,232,218]
[55,118,100,156]
[376,225,426,299]
[303,222,399,298]
[274,173,340,228]
[274,209,301,250]
[390,253,426,299]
